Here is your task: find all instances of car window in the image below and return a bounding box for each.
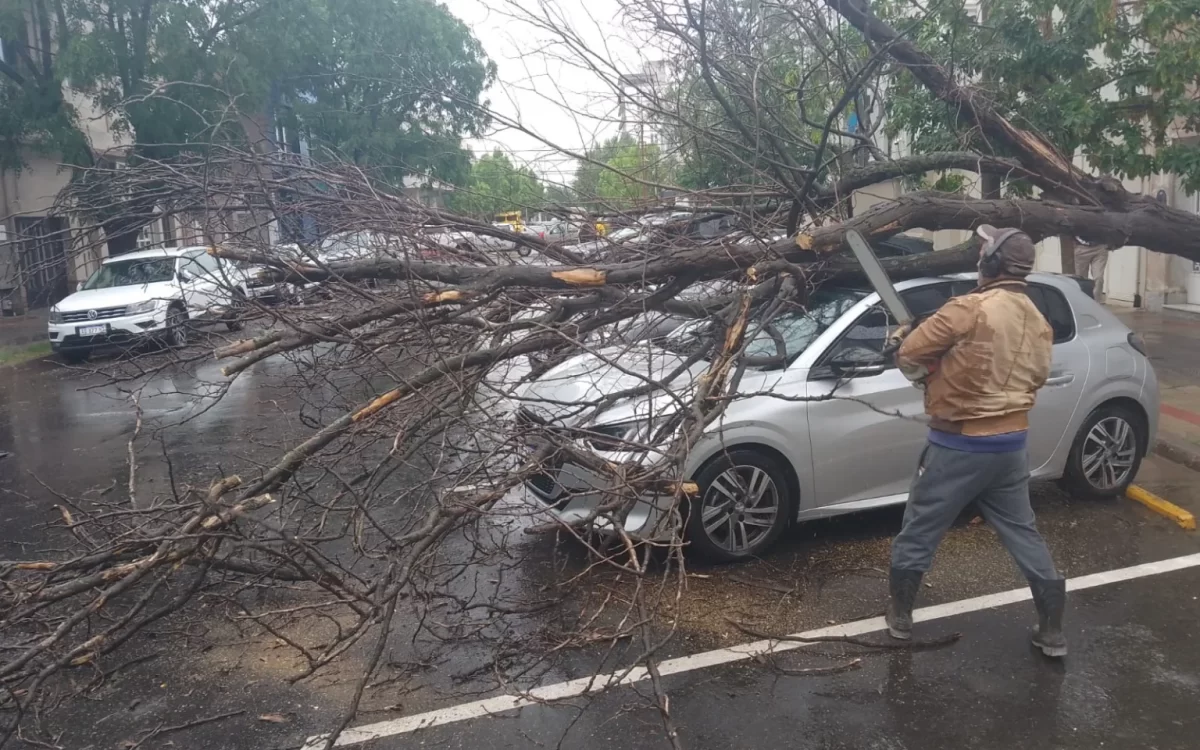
[178,253,207,279]
[821,306,893,365]
[193,251,220,274]
[816,284,954,368]
[741,290,866,365]
[1024,284,1075,343]
[901,283,953,318]
[659,287,866,369]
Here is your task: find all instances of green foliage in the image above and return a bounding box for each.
[244,0,494,184]
[542,181,576,209]
[570,134,636,206]
[878,0,1200,191]
[448,150,544,219]
[0,0,494,187]
[594,142,666,208]
[570,134,670,210]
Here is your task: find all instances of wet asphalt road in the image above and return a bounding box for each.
[3,351,1200,749]
[360,566,1200,750]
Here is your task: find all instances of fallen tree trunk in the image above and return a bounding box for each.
[218,189,1200,295]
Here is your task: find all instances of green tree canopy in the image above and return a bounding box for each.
[570,134,634,207]
[448,150,544,219]
[0,0,494,248]
[594,142,666,208]
[877,0,1200,191]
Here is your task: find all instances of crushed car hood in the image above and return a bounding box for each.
[515,343,707,426]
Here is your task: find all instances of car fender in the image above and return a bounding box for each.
[683,419,814,512]
[1037,374,1150,479]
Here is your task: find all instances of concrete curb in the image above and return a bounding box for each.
[1154,436,1200,474]
[1127,484,1197,530]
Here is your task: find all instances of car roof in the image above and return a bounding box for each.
[101,246,209,263]
[889,271,1072,290]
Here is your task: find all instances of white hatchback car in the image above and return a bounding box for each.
[515,273,1159,561]
[48,246,248,363]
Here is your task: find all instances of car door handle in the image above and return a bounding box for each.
[1045,372,1075,387]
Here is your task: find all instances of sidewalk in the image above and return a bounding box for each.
[0,309,48,349]
[1114,308,1200,471]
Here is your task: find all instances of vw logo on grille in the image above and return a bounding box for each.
[87,310,99,320]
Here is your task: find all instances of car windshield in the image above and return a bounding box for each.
[608,227,641,241]
[659,287,867,368]
[84,258,176,290]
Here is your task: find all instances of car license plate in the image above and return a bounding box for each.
[77,324,106,337]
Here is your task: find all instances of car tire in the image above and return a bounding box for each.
[1062,402,1146,501]
[165,305,188,349]
[685,449,794,563]
[226,289,247,332]
[59,349,89,365]
[517,245,532,257]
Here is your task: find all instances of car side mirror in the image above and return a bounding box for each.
[828,350,889,378]
[177,270,193,283]
[76,281,83,292]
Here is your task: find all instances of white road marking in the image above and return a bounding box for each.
[303,552,1200,749]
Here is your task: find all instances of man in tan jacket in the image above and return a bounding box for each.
[884,225,1067,658]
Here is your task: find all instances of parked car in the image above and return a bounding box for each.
[513,272,1158,561]
[571,226,646,258]
[526,221,582,244]
[317,231,389,264]
[236,243,305,302]
[48,247,250,363]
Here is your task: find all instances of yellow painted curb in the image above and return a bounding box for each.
[1126,485,1197,530]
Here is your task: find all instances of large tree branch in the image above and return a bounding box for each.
[824,0,1110,206]
[216,192,1200,296]
[796,192,1200,259]
[819,152,1046,201]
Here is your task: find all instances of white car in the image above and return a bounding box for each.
[48,246,249,363]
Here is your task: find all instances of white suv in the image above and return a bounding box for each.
[48,246,249,363]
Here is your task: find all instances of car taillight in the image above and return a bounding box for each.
[1127,332,1148,356]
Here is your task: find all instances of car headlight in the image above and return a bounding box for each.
[583,420,648,452]
[126,299,161,315]
[48,307,63,324]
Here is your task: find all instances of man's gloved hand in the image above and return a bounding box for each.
[887,323,936,388]
[885,323,911,354]
[899,360,933,389]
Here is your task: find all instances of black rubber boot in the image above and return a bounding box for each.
[886,567,924,640]
[1029,577,1068,658]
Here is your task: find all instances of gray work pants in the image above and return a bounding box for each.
[891,443,1059,580]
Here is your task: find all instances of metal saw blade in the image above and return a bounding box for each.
[845,229,913,326]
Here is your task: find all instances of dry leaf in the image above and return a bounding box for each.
[257,713,288,724]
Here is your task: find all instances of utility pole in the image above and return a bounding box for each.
[619,70,657,207]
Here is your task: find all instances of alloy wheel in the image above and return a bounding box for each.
[699,465,780,554]
[1080,415,1137,490]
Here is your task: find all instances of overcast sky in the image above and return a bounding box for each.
[441,0,662,187]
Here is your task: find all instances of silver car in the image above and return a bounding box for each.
[514,273,1159,561]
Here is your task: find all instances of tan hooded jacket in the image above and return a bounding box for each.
[896,279,1053,436]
